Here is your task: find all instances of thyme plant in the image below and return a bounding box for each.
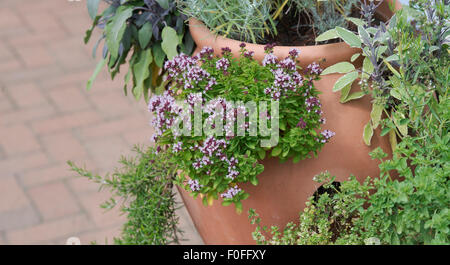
[149,44,334,212]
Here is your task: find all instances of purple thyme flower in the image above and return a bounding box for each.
[288,48,301,58]
[216,57,230,71]
[199,46,214,60]
[172,141,182,153]
[244,50,254,58]
[220,185,242,199]
[188,179,202,192]
[297,118,307,129]
[321,129,336,142]
[221,47,231,55]
[307,62,323,75]
[319,118,326,124]
[239,43,246,48]
[279,57,296,71]
[205,77,217,91]
[262,53,277,66]
[264,43,276,53]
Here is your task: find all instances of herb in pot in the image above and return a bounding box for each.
[148,44,334,212]
[85,0,195,101]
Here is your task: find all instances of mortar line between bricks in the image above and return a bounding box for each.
[13,173,44,227]
[61,177,93,223]
[51,7,76,38]
[62,164,114,231]
[0,82,19,113]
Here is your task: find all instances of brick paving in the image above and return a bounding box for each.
[0,0,202,245]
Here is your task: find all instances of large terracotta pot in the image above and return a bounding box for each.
[179,1,401,245]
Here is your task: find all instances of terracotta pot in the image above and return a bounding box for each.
[179,1,400,245]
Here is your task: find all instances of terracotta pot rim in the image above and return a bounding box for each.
[188,1,401,68]
[188,17,350,51]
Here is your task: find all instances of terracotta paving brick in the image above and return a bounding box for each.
[19,163,78,187]
[0,124,40,155]
[0,92,14,113]
[40,132,87,163]
[6,214,94,244]
[28,182,80,221]
[0,7,22,30]
[78,191,126,228]
[31,110,101,135]
[0,104,55,126]
[0,58,22,73]
[84,136,131,170]
[0,176,30,214]
[67,175,102,195]
[0,152,49,175]
[22,12,62,34]
[0,65,63,85]
[6,29,67,47]
[89,90,136,119]
[78,115,148,140]
[0,176,39,231]
[48,86,91,112]
[7,83,47,108]
[0,40,12,59]
[122,127,154,146]
[15,45,55,68]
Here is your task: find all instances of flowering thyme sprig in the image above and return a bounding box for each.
[148,44,334,211]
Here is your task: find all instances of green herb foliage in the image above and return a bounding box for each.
[250,1,450,245]
[68,146,182,245]
[85,0,195,101]
[149,45,331,212]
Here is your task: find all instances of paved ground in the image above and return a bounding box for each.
[0,0,202,245]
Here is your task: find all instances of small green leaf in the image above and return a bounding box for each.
[322,62,355,75]
[250,175,258,186]
[153,42,166,68]
[138,22,152,49]
[363,121,374,146]
[336,27,362,48]
[389,129,397,152]
[370,102,384,129]
[257,149,266,160]
[271,146,282,157]
[132,49,153,100]
[358,26,370,43]
[87,0,101,20]
[161,26,179,60]
[347,17,366,27]
[340,83,352,103]
[383,59,401,78]
[105,6,133,58]
[362,57,374,78]
[156,0,170,9]
[222,200,233,206]
[351,53,361,62]
[235,202,243,214]
[342,91,365,103]
[315,29,338,42]
[380,127,391,136]
[87,57,107,90]
[332,71,358,92]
